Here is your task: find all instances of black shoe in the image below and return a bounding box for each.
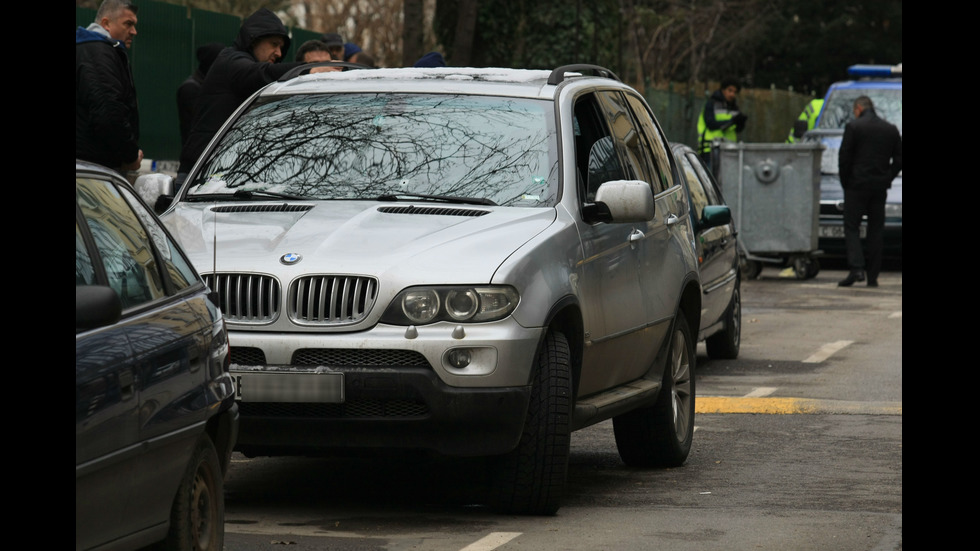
[867,279,878,287]
[837,271,865,287]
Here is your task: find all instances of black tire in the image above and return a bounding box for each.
[706,280,741,360]
[792,256,820,280]
[162,435,225,551]
[613,311,695,468]
[742,260,762,280]
[489,329,572,515]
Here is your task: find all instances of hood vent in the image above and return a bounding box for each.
[211,204,313,213]
[377,205,489,217]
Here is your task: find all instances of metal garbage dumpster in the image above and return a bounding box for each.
[715,141,824,279]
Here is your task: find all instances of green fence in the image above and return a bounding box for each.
[77,1,813,167]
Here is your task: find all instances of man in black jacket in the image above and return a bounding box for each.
[177,42,225,150]
[837,96,903,287]
[177,8,333,183]
[75,0,142,175]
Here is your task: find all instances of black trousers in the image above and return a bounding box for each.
[842,188,886,281]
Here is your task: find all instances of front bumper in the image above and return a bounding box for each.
[235,368,532,457]
[227,320,543,457]
[817,215,902,258]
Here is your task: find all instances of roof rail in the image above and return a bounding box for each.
[278,61,377,82]
[547,64,620,86]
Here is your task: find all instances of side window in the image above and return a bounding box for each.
[76,221,96,285]
[573,93,624,202]
[596,91,659,189]
[118,184,198,291]
[624,93,674,192]
[76,176,167,310]
[677,152,709,221]
[685,152,723,206]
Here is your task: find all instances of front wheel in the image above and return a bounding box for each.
[613,311,695,468]
[161,435,225,551]
[489,329,572,515]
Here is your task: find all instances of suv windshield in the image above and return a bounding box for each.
[186,93,559,207]
[817,86,902,134]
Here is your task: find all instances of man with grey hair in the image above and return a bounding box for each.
[836,95,902,287]
[76,0,142,175]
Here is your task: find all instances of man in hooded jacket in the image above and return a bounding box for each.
[178,8,328,179]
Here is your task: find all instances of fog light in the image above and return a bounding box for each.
[446,348,472,369]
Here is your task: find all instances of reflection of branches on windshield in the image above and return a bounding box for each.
[195,94,558,206]
[367,98,554,203]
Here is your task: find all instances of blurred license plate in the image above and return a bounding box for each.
[819,225,865,238]
[233,372,344,403]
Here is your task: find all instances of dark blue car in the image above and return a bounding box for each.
[76,161,238,550]
[670,143,741,360]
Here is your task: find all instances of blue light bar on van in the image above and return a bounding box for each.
[848,64,902,78]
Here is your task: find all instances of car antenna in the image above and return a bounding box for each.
[209,199,219,306]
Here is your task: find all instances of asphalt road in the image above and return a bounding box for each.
[221,265,902,551]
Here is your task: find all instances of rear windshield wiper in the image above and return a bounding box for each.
[376,192,496,206]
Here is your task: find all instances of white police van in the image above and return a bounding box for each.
[805,63,902,258]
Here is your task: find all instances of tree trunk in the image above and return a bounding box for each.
[451,0,479,66]
[402,0,424,67]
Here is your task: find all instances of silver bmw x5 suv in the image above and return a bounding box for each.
[138,64,705,515]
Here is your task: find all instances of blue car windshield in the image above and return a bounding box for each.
[185,93,559,207]
[817,86,902,134]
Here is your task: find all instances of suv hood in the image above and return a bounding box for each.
[162,201,557,283]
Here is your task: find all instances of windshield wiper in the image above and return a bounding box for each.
[376,192,496,206]
[185,189,309,202]
[232,189,308,200]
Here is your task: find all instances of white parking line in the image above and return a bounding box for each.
[459,532,522,551]
[803,340,854,363]
[744,387,777,397]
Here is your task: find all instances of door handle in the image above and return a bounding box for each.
[666,213,681,226]
[119,370,135,401]
[629,228,645,243]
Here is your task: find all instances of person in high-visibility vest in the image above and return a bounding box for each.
[697,79,747,167]
[786,97,824,143]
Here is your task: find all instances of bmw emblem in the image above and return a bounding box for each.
[280,253,302,265]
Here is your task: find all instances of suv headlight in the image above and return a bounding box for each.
[381,286,519,325]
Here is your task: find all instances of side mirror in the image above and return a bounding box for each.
[134,173,176,214]
[700,205,731,229]
[76,285,122,332]
[593,180,655,223]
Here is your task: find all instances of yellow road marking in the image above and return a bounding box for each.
[697,396,901,415]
